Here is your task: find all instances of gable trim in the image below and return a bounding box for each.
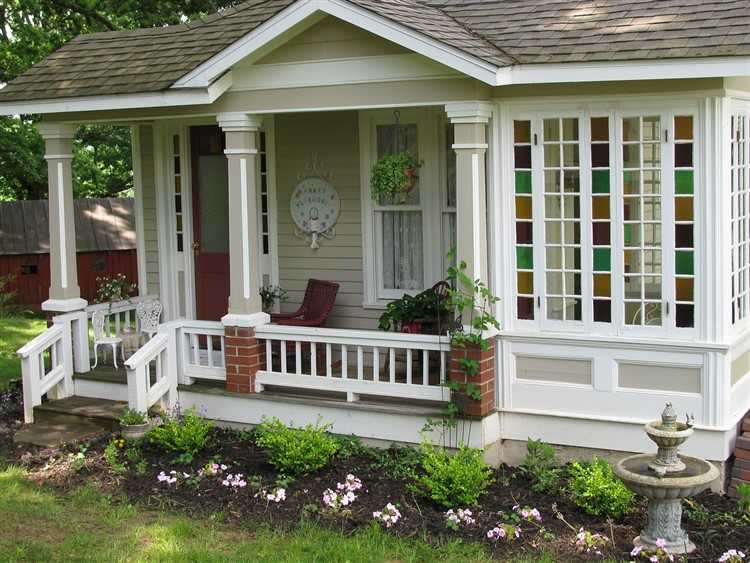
[171,0,499,89]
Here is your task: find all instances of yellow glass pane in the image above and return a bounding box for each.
[514,121,531,144]
[516,196,532,220]
[675,197,694,221]
[676,277,694,301]
[175,176,181,194]
[517,271,534,294]
[674,115,693,141]
[592,196,610,220]
[593,274,611,298]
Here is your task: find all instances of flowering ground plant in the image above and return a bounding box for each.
[574,527,609,556]
[719,550,747,563]
[486,522,521,542]
[322,474,364,512]
[513,504,543,523]
[373,503,401,528]
[257,487,287,504]
[157,470,191,486]
[445,508,475,530]
[630,539,674,562]
[222,473,248,490]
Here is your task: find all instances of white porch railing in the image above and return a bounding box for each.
[17,319,73,423]
[123,323,177,413]
[254,325,451,402]
[181,320,226,383]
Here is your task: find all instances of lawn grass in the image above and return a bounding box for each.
[0,315,47,389]
[0,466,513,563]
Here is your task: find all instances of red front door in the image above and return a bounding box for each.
[191,126,230,321]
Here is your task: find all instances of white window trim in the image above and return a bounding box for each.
[506,100,701,340]
[359,108,448,307]
[730,104,750,336]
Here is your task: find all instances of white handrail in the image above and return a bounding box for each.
[124,330,176,413]
[180,320,226,383]
[17,322,73,423]
[255,325,450,403]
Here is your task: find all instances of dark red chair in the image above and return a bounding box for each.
[270,279,339,327]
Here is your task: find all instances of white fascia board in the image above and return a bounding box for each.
[498,56,750,85]
[172,0,499,89]
[0,88,214,117]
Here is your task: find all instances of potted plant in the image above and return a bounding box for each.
[259,285,288,313]
[378,288,453,335]
[119,408,149,440]
[370,152,422,203]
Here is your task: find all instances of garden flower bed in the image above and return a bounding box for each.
[0,387,748,562]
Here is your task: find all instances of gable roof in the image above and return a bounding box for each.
[0,0,748,105]
[0,198,136,255]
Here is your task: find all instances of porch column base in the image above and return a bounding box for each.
[223,313,269,394]
[41,297,88,313]
[449,343,495,418]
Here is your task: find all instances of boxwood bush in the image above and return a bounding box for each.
[416,442,493,508]
[255,417,339,475]
[566,457,635,519]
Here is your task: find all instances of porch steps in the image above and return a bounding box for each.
[14,396,127,447]
[729,410,750,497]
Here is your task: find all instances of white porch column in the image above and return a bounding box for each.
[445,102,493,287]
[37,123,87,313]
[217,112,269,327]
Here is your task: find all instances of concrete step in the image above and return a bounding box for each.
[14,396,128,447]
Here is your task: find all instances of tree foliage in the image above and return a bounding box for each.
[0,0,238,201]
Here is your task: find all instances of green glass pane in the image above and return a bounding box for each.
[675,170,694,195]
[592,170,610,194]
[517,246,534,269]
[624,224,632,246]
[593,248,611,272]
[676,251,694,276]
[515,171,532,194]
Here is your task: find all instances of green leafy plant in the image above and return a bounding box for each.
[371,445,424,480]
[259,285,288,313]
[95,273,137,304]
[104,439,127,474]
[255,417,339,476]
[119,407,147,426]
[737,482,750,516]
[370,152,421,203]
[415,440,493,508]
[567,457,635,519]
[148,407,213,464]
[520,438,562,494]
[378,288,452,334]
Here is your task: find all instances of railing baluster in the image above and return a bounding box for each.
[311,343,317,376]
[341,345,348,379]
[389,348,395,383]
[373,347,380,382]
[326,344,332,377]
[406,349,412,385]
[281,341,287,374]
[114,313,121,336]
[357,346,365,381]
[219,335,225,368]
[265,340,273,373]
[422,350,429,386]
[440,350,446,384]
[191,333,199,366]
[207,336,214,368]
[295,341,302,375]
[51,341,57,369]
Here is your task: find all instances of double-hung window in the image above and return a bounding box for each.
[361,109,456,305]
[512,107,698,337]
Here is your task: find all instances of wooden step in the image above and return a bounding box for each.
[14,397,127,447]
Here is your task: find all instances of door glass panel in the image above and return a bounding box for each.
[199,155,229,253]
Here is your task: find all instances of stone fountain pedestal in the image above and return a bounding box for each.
[614,403,719,555]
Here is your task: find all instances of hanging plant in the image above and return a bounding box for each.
[370,152,422,203]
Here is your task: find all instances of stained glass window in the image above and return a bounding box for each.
[514,120,534,319]
[674,116,695,328]
[591,117,612,323]
[172,134,184,253]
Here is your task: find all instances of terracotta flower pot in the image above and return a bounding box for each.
[121,422,150,440]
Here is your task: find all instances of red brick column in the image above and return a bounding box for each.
[224,326,265,394]
[730,412,750,497]
[449,343,495,418]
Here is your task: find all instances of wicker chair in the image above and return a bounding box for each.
[270,279,339,327]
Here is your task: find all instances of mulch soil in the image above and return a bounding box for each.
[1,384,748,562]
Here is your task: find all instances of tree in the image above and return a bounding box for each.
[0,0,238,201]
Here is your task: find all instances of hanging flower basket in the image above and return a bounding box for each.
[370,152,422,203]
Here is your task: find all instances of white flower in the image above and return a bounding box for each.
[373,503,401,528]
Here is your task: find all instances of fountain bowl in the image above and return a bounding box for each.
[614,454,719,499]
[644,420,693,449]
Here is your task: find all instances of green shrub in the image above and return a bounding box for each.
[119,407,147,426]
[255,417,339,475]
[520,438,562,493]
[148,408,213,463]
[567,457,635,519]
[416,442,493,508]
[737,482,750,515]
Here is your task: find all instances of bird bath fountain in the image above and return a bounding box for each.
[614,403,719,554]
